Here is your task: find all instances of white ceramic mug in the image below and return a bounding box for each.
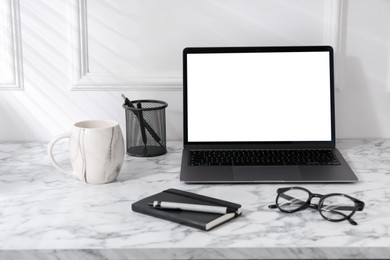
[48,120,125,184]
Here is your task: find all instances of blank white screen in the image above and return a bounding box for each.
[187,52,332,142]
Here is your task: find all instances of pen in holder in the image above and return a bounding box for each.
[123,98,168,157]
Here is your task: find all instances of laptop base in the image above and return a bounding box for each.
[180,148,358,183]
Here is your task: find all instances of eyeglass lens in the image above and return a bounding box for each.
[277,188,309,211]
[319,194,356,221]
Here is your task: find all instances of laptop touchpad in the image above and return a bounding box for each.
[233,166,303,181]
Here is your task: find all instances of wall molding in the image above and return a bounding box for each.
[0,0,24,91]
[388,22,390,92]
[388,50,390,92]
[71,0,181,91]
[71,0,344,91]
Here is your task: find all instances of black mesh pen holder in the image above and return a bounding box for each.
[123,100,168,157]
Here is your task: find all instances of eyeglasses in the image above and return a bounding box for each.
[268,187,365,225]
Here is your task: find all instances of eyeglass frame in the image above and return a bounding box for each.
[268,186,365,225]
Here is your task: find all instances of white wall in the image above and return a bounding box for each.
[0,0,389,141]
[336,0,390,138]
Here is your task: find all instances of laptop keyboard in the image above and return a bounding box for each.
[189,149,341,166]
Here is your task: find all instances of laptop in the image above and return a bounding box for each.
[180,45,358,183]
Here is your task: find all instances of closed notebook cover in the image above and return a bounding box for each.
[132,189,242,231]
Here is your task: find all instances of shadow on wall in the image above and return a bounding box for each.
[336,56,380,139]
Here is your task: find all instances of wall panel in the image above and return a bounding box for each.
[72,0,342,90]
[0,0,23,90]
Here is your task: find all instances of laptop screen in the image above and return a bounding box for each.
[184,46,334,143]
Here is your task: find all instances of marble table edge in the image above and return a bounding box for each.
[1,247,390,260]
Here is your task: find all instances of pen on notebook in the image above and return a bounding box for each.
[148,201,238,214]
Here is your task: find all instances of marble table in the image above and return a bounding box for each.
[1,140,390,259]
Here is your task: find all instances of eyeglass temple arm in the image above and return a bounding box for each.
[279,194,363,211]
[276,193,316,209]
[267,194,318,210]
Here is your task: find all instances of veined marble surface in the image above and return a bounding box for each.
[0,140,390,259]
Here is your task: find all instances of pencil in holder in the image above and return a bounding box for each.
[123,100,168,157]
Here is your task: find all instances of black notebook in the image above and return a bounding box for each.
[132,189,242,231]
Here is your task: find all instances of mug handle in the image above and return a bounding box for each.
[47,132,73,176]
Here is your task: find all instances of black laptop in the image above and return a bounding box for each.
[180,46,358,183]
